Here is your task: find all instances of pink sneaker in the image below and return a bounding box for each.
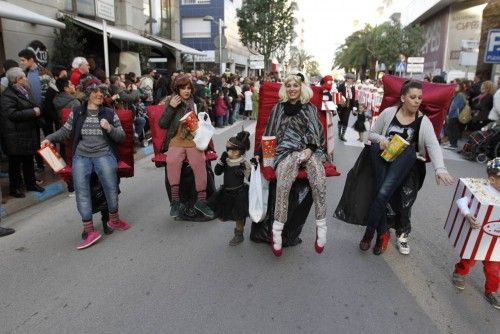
[77,231,102,250]
[107,219,130,231]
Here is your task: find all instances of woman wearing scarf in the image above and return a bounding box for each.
[159,74,214,219]
[257,74,327,257]
[469,80,495,131]
[0,67,45,198]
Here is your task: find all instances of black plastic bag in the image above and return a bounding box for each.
[91,173,108,214]
[250,179,313,247]
[164,161,216,221]
[334,146,426,229]
[334,145,375,226]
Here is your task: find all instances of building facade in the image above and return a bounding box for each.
[401,0,499,82]
[179,0,253,74]
[0,0,187,74]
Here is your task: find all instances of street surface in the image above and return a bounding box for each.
[0,119,498,334]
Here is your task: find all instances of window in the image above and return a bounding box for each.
[75,0,96,17]
[181,0,211,5]
[182,17,211,38]
[143,0,151,16]
[160,0,172,39]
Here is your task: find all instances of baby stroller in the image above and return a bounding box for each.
[461,128,498,163]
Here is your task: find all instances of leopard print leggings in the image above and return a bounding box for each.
[274,151,327,223]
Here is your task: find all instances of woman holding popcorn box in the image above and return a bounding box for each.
[159,74,214,219]
[255,73,327,257]
[358,80,454,255]
[41,81,129,250]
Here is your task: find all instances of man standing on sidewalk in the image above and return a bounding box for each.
[18,48,54,171]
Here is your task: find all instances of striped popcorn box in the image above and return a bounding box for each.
[444,178,500,261]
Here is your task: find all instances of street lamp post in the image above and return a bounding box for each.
[203,15,225,75]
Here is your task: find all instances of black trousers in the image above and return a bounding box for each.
[338,109,350,127]
[8,154,36,192]
[446,117,460,146]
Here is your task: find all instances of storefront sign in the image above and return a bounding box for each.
[96,0,115,22]
[27,40,49,67]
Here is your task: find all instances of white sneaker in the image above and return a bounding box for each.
[397,233,410,255]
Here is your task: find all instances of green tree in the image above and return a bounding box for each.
[305,60,321,77]
[333,18,424,77]
[237,0,295,72]
[333,25,376,78]
[52,17,87,69]
[372,17,424,72]
[290,47,312,72]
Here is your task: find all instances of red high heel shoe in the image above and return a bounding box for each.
[373,231,391,255]
[315,232,324,254]
[271,231,282,257]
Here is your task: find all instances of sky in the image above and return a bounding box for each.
[295,0,407,74]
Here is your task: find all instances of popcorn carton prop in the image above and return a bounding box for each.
[445,178,500,261]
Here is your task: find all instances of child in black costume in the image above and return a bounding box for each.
[353,104,367,142]
[210,131,252,245]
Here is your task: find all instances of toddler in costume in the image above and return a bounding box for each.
[352,104,367,142]
[209,130,252,245]
[452,157,500,309]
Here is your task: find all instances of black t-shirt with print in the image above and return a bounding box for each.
[385,114,419,145]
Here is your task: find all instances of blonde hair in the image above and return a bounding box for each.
[481,80,496,95]
[278,75,313,104]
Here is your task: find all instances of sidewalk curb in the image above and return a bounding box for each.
[1,144,154,219]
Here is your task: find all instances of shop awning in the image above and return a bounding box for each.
[0,1,65,29]
[68,16,161,48]
[148,35,206,56]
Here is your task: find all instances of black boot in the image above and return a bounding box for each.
[340,126,347,141]
[229,228,244,246]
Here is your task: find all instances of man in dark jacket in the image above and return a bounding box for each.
[337,73,358,141]
[18,48,54,171]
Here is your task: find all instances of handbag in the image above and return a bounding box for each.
[249,164,266,223]
[193,112,215,151]
[458,100,472,124]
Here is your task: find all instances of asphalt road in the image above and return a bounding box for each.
[0,119,498,334]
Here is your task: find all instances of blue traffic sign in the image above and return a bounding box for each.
[485,29,500,64]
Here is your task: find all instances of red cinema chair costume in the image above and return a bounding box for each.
[57,107,135,182]
[250,81,340,246]
[147,104,217,221]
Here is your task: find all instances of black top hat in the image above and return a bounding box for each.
[227,130,251,152]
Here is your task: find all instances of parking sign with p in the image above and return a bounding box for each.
[485,29,500,63]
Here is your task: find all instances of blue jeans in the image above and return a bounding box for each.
[232,101,240,121]
[72,153,119,221]
[366,143,416,234]
[134,116,146,137]
[216,116,225,127]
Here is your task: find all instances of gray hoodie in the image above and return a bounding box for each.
[53,92,81,115]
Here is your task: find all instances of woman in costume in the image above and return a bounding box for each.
[359,80,454,255]
[257,74,327,257]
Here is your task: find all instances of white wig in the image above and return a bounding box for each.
[278,74,313,104]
